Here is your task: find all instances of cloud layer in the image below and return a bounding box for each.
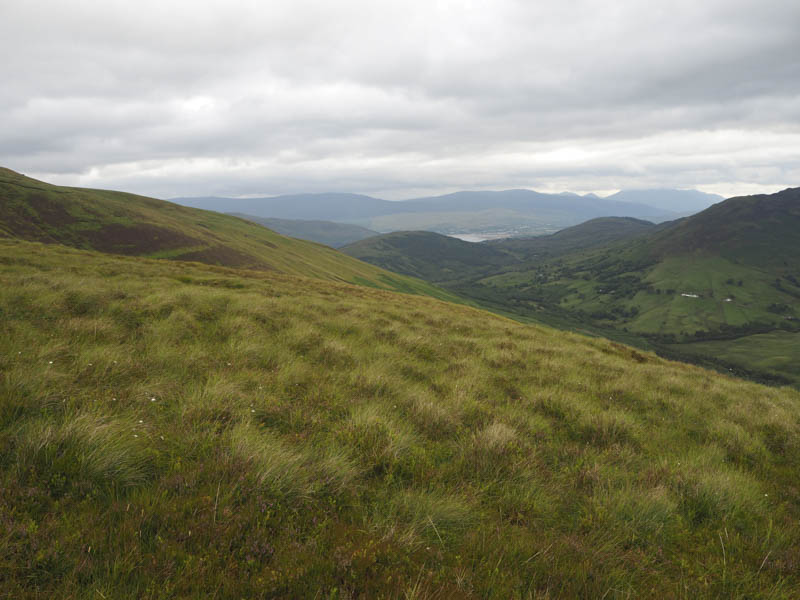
[2,0,799,199]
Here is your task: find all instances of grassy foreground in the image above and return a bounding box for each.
[1,239,800,598]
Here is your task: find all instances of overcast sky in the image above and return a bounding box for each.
[1,0,798,200]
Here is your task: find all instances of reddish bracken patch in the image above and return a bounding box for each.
[82,223,202,255]
[25,193,79,228]
[178,245,273,270]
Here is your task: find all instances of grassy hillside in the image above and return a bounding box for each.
[487,217,657,260]
[2,237,800,598]
[0,167,460,301]
[230,214,379,248]
[645,187,800,266]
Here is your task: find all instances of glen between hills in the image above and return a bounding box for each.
[342,189,800,387]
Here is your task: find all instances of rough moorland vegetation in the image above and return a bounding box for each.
[1,238,799,598]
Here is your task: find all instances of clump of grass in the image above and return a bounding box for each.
[371,488,475,547]
[230,424,359,500]
[405,393,461,439]
[12,413,155,497]
[338,404,417,477]
[474,421,518,453]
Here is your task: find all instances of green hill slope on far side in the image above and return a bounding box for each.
[1,237,800,597]
[342,230,514,283]
[487,216,657,260]
[0,167,462,301]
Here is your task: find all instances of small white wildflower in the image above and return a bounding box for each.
[134,434,138,438]
[48,361,53,364]
[251,409,256,413]
[138,420,143,423]
[151,397,157,402]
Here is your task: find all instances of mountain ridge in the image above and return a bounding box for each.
[170,187,705,234]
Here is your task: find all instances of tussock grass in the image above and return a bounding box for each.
[1,238,800,598]
[229,424,359,500]
[11,413,154,497]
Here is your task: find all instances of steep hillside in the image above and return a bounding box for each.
[2,237,799,598]
[487,216,657,260]
[230,214,378,247]
[0,167,460,300]
[645,187,800,265]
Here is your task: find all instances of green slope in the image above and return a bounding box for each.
[646,187,800,265]
[0,167,461,301]
[486,216,656,259]
[463,189,800,384]
[2,237,800,598]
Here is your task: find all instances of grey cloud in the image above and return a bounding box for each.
[1,0,798,198]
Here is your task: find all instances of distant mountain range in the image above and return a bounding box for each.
[172,188,721,235]
[605,189,723,213]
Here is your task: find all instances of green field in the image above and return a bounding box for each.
[674,331,800,386]
[1,238,800,598]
